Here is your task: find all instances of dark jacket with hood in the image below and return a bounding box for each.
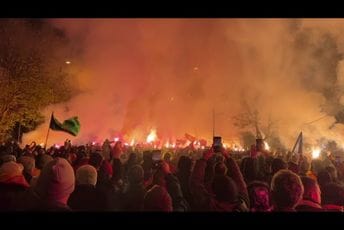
[190,158,249,212]
[121,183,146,211]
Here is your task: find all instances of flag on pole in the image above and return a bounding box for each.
[49,113,80,136]
[185,133,196,142]
[291,132,303,154]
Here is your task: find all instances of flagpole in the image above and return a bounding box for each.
[212,108,215,137]
[44,112,53,150]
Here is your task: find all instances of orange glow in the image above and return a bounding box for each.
[146,129,157,143]
[264,142,270,151]
[312,148,321,159]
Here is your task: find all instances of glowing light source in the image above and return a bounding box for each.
[312,148,321,159]
[264,141,270,151]
[146,129,157,143]
[114,137,119,142]
[130,139,135,146]
[65,61,71,65]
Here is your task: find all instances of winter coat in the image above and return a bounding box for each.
[190,159,249,212]
[0,181,29,211]
[296,199,323,212]
[121,183,146,211]
[68,184,107,211]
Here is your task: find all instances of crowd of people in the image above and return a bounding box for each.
[0,138,344,212]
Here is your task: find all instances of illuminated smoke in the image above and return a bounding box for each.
[22,19,344,149]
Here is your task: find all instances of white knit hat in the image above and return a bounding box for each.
[76,164,97,186]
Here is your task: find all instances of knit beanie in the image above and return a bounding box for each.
[35,157,75,201]
[76,164,97,186]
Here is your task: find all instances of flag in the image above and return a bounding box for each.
[49,113,80,136]
[291,132,303,154]
[185,133,196,142]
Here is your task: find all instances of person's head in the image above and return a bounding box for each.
[143,151,152,162]
[288,161,299,174]
[163,152,172,162]
[0,154,16,166]
[128,164,144,185]
[214,162,228,176]
[0,161,29,187]
[300,176,321,204]
[214,153,225,163]
[212,175,238,203]
[311,159,325,175]
[256,139,264,152]
[35,154,53,170]
[325,166,338,182]
[144,185,172,212]
[76,164,97,186]
[152,167,166,187]
[300,157,310,175]
[88,152,103,170]
[127,152,138,164]
[35,157,75,205]
[242,157,258,183]
[271,158,288,175]
[177,155,192,173]
[271,169,304,211]
[17,156,35,175]
[98,160,113,181]
[247,181,271,211]
[111,158,122,182]
[317,170,332,189]
[321,182,344,206]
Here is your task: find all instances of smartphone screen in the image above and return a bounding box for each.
[213,136,222,147]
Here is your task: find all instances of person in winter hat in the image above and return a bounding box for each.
[17,156,35,184]
[0,161,30,210]
[68,164,107,211]
[76,164,98,186]
[271,158,288,175]
[30,154,54,188]
[121,164,146,211]
[27,157,75,211]
[0,154,16,165]
[247,181,272,212]
[271,169,304,211]
[295,176,322,212]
